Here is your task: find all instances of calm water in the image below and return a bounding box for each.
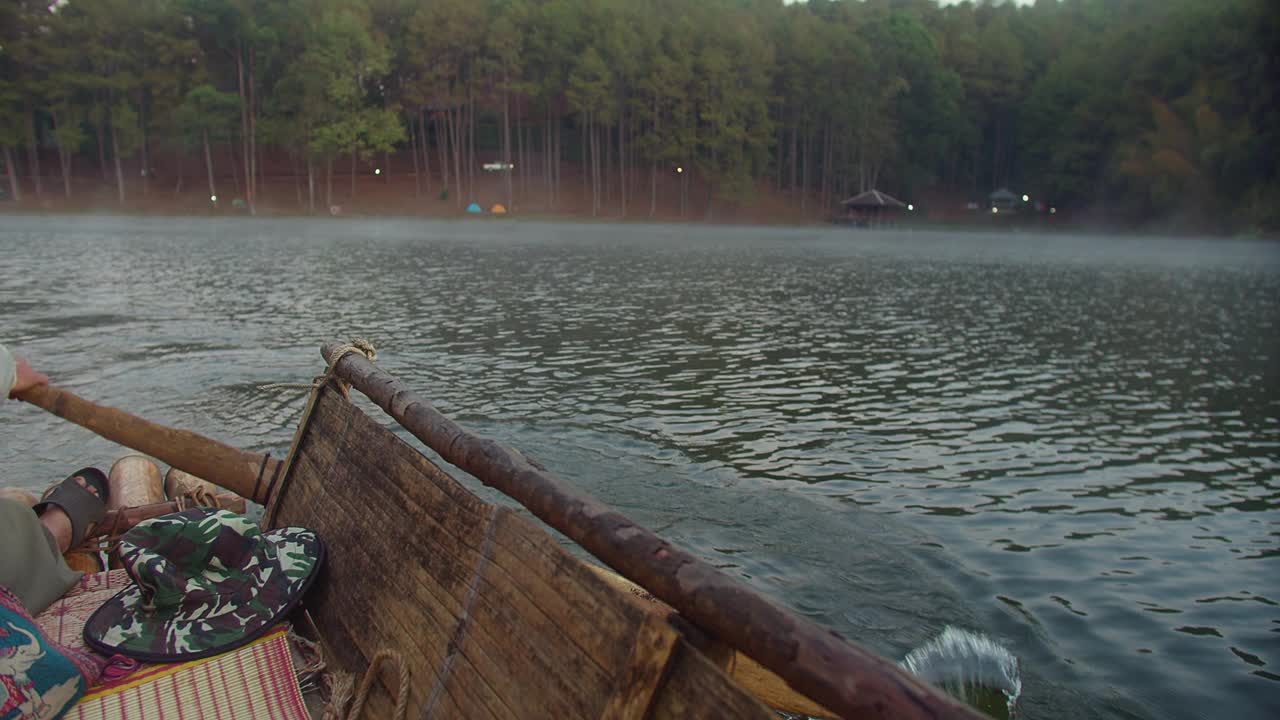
[1,216,1277,719]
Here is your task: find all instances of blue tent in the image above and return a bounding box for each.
[465,202,482,214]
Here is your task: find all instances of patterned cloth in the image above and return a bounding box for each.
[1,585,106,720]
[82,510,323,662]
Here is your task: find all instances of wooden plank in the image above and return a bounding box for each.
[598,614,680,720]
[271,384,780,720]
[285,428,509,719]
[277,400,505,718]
[649,645,776,720]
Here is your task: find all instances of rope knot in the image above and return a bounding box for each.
[326,339,377,399]
[329,338,377,368]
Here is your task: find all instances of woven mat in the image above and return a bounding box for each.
[37,570,310,720]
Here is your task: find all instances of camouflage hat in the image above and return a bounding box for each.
[83,508,323,662]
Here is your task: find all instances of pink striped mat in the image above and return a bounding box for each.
[37,570,309,720]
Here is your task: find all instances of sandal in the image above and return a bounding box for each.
[33,467,109,548]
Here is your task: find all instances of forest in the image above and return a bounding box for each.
[0,0,1275,233]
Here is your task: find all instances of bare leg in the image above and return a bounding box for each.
[0,487,37,508]
[37,475,99,553]
[108,455,165,509]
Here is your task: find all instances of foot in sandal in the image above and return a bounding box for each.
[32,468,109,553]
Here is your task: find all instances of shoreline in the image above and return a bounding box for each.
[3,206,1270,241]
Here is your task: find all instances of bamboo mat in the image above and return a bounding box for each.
[37,570,309,720]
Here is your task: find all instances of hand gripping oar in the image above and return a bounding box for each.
[16,384,280,506]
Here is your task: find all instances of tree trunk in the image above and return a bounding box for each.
[140,114,150,197]
[292,152,303,208]
[436,111,449,194]
[3,146,21,203]
[228,141,241,194]
[418,107,431,194]
[775,127,783,192]
[502,88,512,211]
[581,118,589,199]
[203,129,217,202]
[516,106,525,202]
[618,113,626,217]
[680,165,688,218]
[820,122,831,213]
[111,121,126,206]
[544,110,552,206]
[96,121,109,182]
[789,123,797,193]
[409,114,421,198]
[237,45,256,215]
[326,155,333,209]
[50,109,72,198]
[307,155,315,213]
[451,106,463,206]
[649,160,657,217]
[350,150,357,198]
[554,114,562,207]
[248,49,257,214]
[174,141,184,194]
[800,132,809,212]
[604,117,611,208]
[25,108,42,198]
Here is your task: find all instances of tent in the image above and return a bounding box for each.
[490,204,507,215]
[465,202,482,214]
[989,188,1018,212]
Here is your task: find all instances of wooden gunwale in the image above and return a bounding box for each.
[317,341,984,720]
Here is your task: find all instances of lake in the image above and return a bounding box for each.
[1,215,1276,719]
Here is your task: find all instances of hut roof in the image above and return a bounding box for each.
[989,187,1018,202]
[841,189,907,208]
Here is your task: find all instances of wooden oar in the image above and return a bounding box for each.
[15,384,279,505]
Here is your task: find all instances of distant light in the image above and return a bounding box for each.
[907,204,914,211]
[210,195,217,202]
[1022,194,1030,202]
[676,166,683,174]
[1050,207,1057,215]
[374,168,381,175]
[992,207,999,214]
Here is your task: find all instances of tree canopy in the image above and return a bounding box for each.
[0,0,1274,232]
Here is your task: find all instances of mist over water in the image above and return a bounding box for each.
[1,216,1277,719]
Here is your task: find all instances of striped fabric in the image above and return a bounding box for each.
[68,628,307,720]
[37,571,309,720]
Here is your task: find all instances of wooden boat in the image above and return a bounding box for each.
[19,341,984,720]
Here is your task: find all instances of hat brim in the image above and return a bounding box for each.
[83,527,324,662]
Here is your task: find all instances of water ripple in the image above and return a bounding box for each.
[1,217,1277,720]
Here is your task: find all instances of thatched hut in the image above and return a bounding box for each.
[839,189,908,227]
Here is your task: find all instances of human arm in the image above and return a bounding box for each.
[1,344,49,399]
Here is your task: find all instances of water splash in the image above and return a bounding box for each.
[901,626,1022,719]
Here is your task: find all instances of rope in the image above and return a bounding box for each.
[325,651,409,720]
[325,338,377,399]
[348,650,409,720]
[328,338,377,367]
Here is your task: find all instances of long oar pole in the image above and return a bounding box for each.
[16,385,278,505]
[321,342,985,720]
